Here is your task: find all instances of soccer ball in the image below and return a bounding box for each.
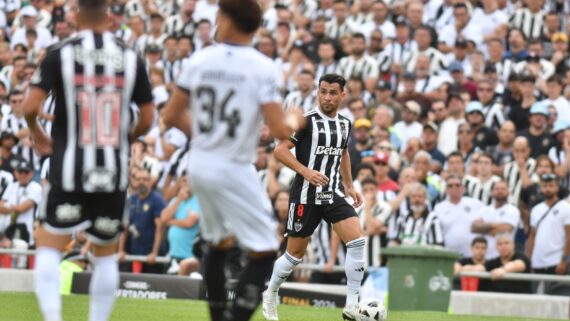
[357,298,387,321]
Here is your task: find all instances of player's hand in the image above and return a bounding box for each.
[346,187,363,208]
[556,261,568,275]
[118,251,126,262]
[32,135,53,156]
[323,261,334,273]
[147,252,157,264]
[301,168,329,186]
[284,108,307,132]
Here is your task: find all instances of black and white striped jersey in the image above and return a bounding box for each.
[164,14,196,37]
[315,62,339,81]
[31,30,153,193]
[283,89,318,113]
[0,169,13,199]
[493,59,515,84]
[374,50,392,74]
[404,47,449,76]
[481,101,506,131]
[396,209,443,246]
[310,221,345,266]
[0,114,40,170]
[509,8,545,40]
[336,55,379,83]
[549,146,569,190]
[347,12,374,26]
[438,175,480,202]
[471,175,502,205]
[325,20,354,40]
[161,58,183,84]
[384,40,417,66]
[289,108,352,205]
[504,158,537,205]
[358,201,392,267]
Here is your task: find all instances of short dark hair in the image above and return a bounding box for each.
[447,151,464,162]
[453,3,468,11]
[352,33,366,42]
[78,0,107,10]
[519,74,536,83]
[150,13,164,21]
[319,74,346,90]
[546,75,564,85]
[299,69,315,78]
[164,35,177,43]
[9,89,24,98]
[478,152,496,165]
[361,177,378,188]
[219,0,262,34]
[197,18,211,27]
[472,236,487,247]
[177,35,193,43]
[319,38,336,49]
[356,163,376,178]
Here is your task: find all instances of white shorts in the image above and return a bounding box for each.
[188,153,279,252]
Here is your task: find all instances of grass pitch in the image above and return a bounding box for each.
[0,292,559,321]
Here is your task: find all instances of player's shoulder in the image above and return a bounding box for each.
[338,113,351,123]
[304,109,319,119]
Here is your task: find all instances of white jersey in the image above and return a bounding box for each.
[475,203,520,259]
[177,43,282,164]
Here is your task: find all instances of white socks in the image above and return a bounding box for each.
[35,247,63,321]
[345,237,365,307]
[89,255,119,321]
[267,252,302,293]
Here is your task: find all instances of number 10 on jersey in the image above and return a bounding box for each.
[78,89,121,148]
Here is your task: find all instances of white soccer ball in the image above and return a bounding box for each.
[357,298,387,321]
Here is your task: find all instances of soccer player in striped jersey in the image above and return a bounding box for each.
[161,1,302,321]
[22,0,155,321]
[263,74,365,321]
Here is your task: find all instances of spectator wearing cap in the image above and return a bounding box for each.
[0,158,41,246]
[393,101,422,153]
[514,41,556,82]
[396,71,431,115]
[438,93,466,156]
[517,102,553,159]
[549,121,570,191]
[476,79,506,131]
[438,3,482,54]
[374,80,402,121]
[527,173,570,278]
[12,5,52,45]
[551,32,570,75]
[336,33,379,93]
[422,122,445,174]
[482,64,504,96]
[348,118,373,176]
[542,75,570,123]
[145,43,164,74]
[109,3,133,42]
[508,75,536,131]
[404,25,448,77]
[373,151,398,193]
[449,60,477,100]
[136,13,167,56]
[465,101,498,151]
[504,136,537,206]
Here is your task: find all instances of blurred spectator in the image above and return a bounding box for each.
[471,180,520,259]
[465,101,498,151]
[472,153,502,205]
[348,118,373,176]
[393,101,422,153]
[421,122,445,174]
[438,93,466,156]
[161,175,200,276]
[518,102,552,159]
[542,76,570,122]
[504,136,537,205]
[454,237,488,279]
[122,169,166,274]
[283,69,317,112]
[358,177,390,267]
[374,80,402,122]
[487,121,516,171]
[372,151,397,194]
[0,132,19,173]
[336,33,378,93]
[508,75,535,131]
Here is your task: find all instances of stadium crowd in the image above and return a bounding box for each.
[0,0,569,295]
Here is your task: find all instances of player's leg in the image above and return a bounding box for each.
[35,228,71,321]
[88,243,120,321]
[205,238,233,321]
[266,236,309,293]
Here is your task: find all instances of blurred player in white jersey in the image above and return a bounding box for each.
[161,1,302,320]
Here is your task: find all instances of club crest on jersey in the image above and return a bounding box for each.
[315,146,343,156]
[316,191,333,201]
[294,221,303,232]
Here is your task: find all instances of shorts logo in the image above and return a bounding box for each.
[316,191,333,201]
[294,221,303,232]
[297,204,304,217]
[55,203,82,222]
[93,217,121,235]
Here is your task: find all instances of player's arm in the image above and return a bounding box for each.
[161,87,191,137]
[274,139,328,186]
[130,102,155,142]
[340,148,362,207]
[262,103,305,141]
[23,87,52,156]
[9,200,36,215]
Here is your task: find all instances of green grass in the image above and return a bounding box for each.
[0,292,557,321]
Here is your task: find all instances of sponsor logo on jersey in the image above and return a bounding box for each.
[74,47,124,70]
[55,203,82,222]
[316,191,333,201]
[93,217,121,235]
[315,146,343,156]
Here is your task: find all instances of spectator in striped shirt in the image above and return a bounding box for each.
[359,177,390,267]
[465,101,499,151]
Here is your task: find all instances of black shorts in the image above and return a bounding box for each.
[39,186,127,244]
[285,198,357,237]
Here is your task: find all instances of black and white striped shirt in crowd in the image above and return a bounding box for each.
[481,101,506,131]
[405,48,449,76]
[0,114,40,170]
[40,157,50,181]
[336,55,379,83]
[325,20,354,40]
[374,50,392,73]
[296,0,318,19]
[124,0,146,19]
[504,158,537,205]
[549,146,569,190]
[396,209,444,246]
[494,59,514,84]
[385,40,417,66]
[0,169,13,198]
[348,12,374,26]
[164,14,196,37]
[438,175,480,203]
[315,62,339,81]
[358,201,392,267]
[310,222,345,266]
[165,144,190,180]
[159,0,180,18]
[283,89,318,113]
[509,8,545,40]
[289,108,351,205]
[471,175,502,205]
[30,30,153,193]
[162,58,183,84]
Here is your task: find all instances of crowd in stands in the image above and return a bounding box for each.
[0,0,570,294]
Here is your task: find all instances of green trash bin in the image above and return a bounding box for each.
[382,246,459,312]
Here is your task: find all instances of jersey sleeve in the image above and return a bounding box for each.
[257,62,283,105]
[343,120,352,149]
[30,48,59,93]
[176,58,192,94]
[290,116,311,146]
[131,56,154,106]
